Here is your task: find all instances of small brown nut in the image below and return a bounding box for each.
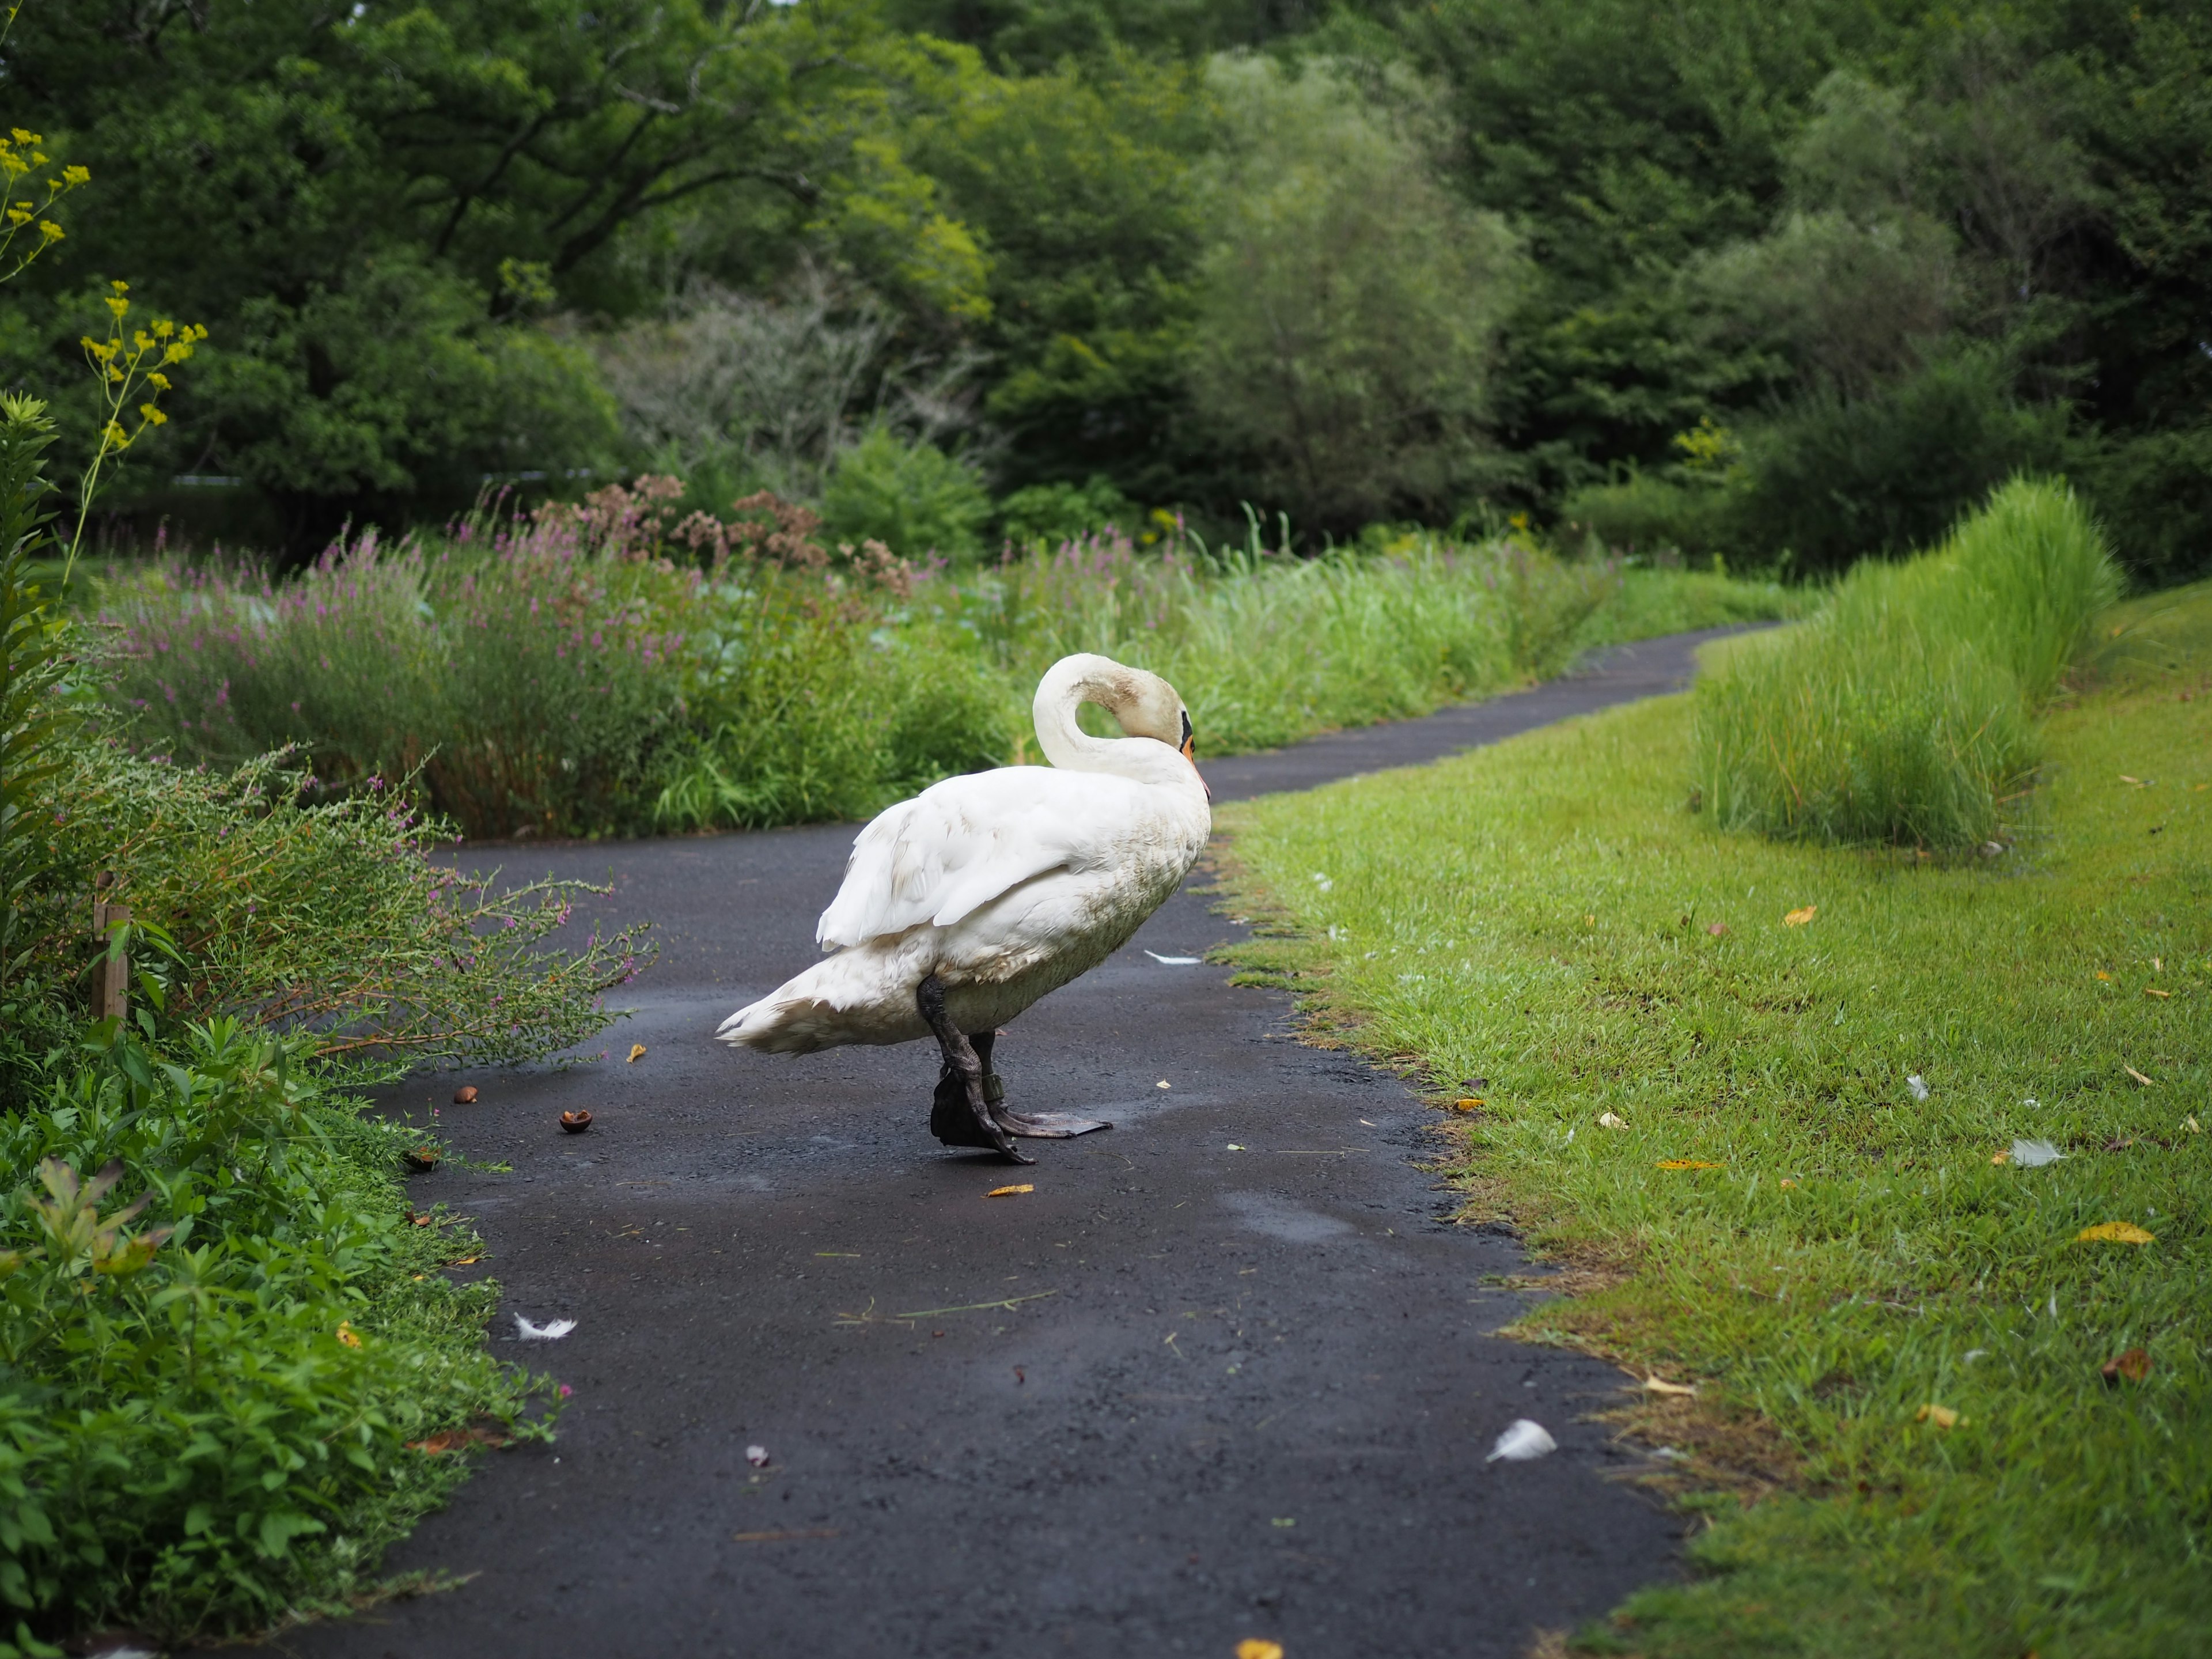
[453,1086,479,1105]
[559,1109,593,1134]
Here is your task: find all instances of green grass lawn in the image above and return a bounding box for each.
[1215,582,2212,1658]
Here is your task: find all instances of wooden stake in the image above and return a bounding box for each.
[90,897,130,1023]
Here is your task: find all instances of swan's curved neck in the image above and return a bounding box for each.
[1032,657,1182,785]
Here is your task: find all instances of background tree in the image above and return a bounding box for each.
[1186,55,1521,536]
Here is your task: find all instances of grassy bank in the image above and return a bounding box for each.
[1214,583,2211,1657]
[85,492,1808,840]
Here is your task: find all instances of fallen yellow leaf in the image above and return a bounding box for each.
[1915,1403,1959,1429]
[986,1184,1035,1198]
[627,1043,647,1063]
[1453,1097,1484,1112]
[2187,1116,2203,1135]
[1990,1149,2011,1165]
[1643,1376,1697,1397]
[2078,1221,2155,1245]
[1656,1159,1725,1171]
[1237,1643,1286,1659]
[2096,971,2112,981]
[1583,914,1596,926]
[336,1321,362,1349]
[1779,1178,1797,1188]
[2120,774,2141,784]
[2124,1065,2156,1087]
[1783,905,1817,927]
[2144,987,2171,999]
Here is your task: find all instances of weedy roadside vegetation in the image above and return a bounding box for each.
[89,492,1807,842]
[0,395,637,1652]
[1693,478,2120,849]
[1215,578,2211,1656]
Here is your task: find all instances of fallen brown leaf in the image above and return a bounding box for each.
[1783,905,1817,927]
[1915,1403,1959,1429]
[1236,1642,1285,1659]
[2101,1347,2152,1384]
[2124,1065,2156,1086]
[1643,1376,1698,1397]
[1706,921,1730,937]
[732,1528,839,1543]
[627,1043,647,1063]
[986,1184,1035,1198]
[1656,1159,1725,1171]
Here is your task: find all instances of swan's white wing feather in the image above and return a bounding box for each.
[816,767,1139,949]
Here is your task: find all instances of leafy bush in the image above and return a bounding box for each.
[2072,421,2212,588]
[1693,476,2120,847]
[0,1020,550,1649]
[1725,349,2069,574]
[0,387,618,1654]
[1560,471,1732,562]
[817,426,990,561]
[994,476,1136,546]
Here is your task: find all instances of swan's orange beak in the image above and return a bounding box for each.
[1182,733,1210,799]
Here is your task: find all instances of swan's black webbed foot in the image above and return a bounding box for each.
[956,1029,1115,1141]
[918,980,1032,1164]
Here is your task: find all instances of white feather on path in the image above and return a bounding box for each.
[1486,1419,1558,1462]
[515,1315,576,1340]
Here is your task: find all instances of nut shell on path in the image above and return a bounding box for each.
[559,1109,593,1133]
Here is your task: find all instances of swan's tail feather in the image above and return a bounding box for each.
[716,994,837,1055]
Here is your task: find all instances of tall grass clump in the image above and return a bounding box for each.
[930,527,1625,755]
[1692,476,2121,847]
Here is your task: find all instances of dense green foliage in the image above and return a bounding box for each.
[92,484,1807,840]
[0,1021,545,1650]
[0,395,630,1649]
[1215,585,2212,1656]
[6,0,2207,577]
[1693,478,2120,848]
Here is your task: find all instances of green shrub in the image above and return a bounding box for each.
[1727,350,2069,574]
[2071,421,2212,589]
[1693,476,2120,847]
[817,426,990,561]
[0,1019,551,1649]
[994,476,1136,547]
[1559,471,1731,561]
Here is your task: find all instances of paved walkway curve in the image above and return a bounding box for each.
[286,627,1747,1659]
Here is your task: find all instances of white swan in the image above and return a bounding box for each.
[715,653,1211,1162]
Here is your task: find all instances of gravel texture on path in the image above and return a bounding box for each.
[286,627,1749,1659]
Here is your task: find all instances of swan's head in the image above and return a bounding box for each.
[1035,653,1202,777]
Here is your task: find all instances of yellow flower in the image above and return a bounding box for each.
[138,404,166,425]
[104,294,128,319]
[10,128,34,145]
[147,372,169,390]
[62,164,89,186]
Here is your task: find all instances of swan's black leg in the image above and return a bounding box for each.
[968,1026,1116,1141]
[918,976,1030,1164]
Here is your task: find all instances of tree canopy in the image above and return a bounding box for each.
[5,0,2209,577]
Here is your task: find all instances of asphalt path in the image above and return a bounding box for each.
[287,627,1747,1659]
